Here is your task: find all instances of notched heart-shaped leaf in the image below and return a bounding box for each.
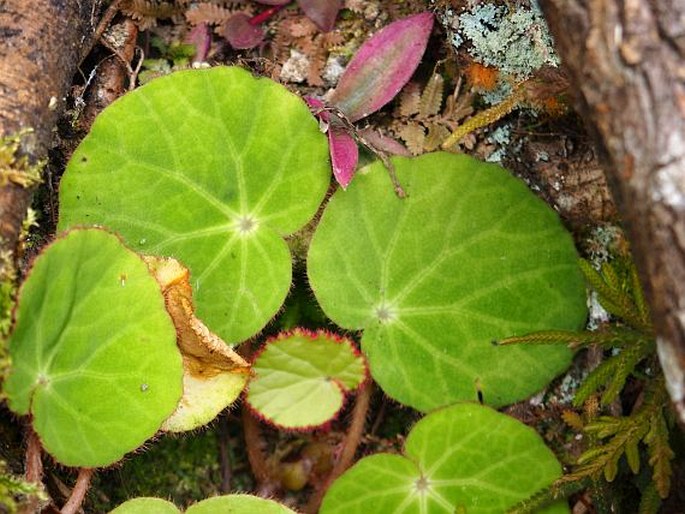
[4,228,183,467]
[246,328,367,430]
[144,255,250,432]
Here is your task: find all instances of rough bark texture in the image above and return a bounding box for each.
[0,0,98,257]
[540,0,685,420]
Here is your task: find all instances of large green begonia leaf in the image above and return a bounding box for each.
[4,229,182,467]
[110,495,296,514]
[308,153,587,411]
[58,66,330,344]
[320,403,568,514]
[110,498,180,514]
[185,495,297,513]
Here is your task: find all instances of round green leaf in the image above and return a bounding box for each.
[58,66,330,344]
[110,498,181,514]
[185,494,297,513]
[320,403,568,514]
[307,153,587,411]
[4,229,183,467]
[246,329,367,429]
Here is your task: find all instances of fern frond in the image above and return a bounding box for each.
[638,481,662,514]
[579,259,650,332]
[496,328,644,349]
[629,261,651,327]
[644,408,674,498]
[601,339,653,405]
[505,477,590,514]
[419,73,444,117]
[574,358,620,407]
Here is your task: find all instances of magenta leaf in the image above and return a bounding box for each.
[221,13,264,49]
[329,127,358,189]
[297,0,342,32]
[186,23,211,62]
[329,12,434,122]
[359,128,412,157]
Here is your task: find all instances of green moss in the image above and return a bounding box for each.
[88,430,227,511]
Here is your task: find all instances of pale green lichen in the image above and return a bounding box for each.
[457,1,558,80]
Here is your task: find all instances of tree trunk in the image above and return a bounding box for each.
[0,0,99,259]
[540,0,685,421]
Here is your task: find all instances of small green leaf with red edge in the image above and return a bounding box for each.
[246,328,367,430]
[329,13,434,122]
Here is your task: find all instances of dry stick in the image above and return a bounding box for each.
[79,0,124,63]
[19,428,44,514]
[441,84,526,149]
[304,381,373,514]
[218,413,233,493]
[322,106,407,198]
[242,404,276,495]
[60,467,94,514]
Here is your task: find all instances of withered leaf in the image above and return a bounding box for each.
[144,255,250,432]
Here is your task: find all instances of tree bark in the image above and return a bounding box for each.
[540,0,685,420]
[0,0,99,258]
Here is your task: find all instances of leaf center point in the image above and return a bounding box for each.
[235,215,259,236]
[374,303,397,324]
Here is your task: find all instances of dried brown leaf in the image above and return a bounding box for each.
[561,409,585,431]
[290,17,318,37]
[423,123,450,152]
[398,82,421,117]
[419,73,444,117]
[397,123,425,156]
[122,0,180,29]
[185,3,239,26]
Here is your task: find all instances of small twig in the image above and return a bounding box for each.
[304,381,373,514]
[24,428,43,484]
[60,468,94,514]
[79,0,124,63]
[18,428,44,514]
[318,106,407,198]
[242,405,274,490]
[218,413,232,493]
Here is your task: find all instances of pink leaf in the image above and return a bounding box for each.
[186,23,211,62]
[297,0,342,32]
[329,12,434,122]
[359,128,412,157]
[221,13,264,49]
[329,127,358,189]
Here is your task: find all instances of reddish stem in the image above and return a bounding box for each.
[249,4,288,26]
[19,428,43,514]
[304,381,373,513]
[242,403,277,495]
[60,468,94,514]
